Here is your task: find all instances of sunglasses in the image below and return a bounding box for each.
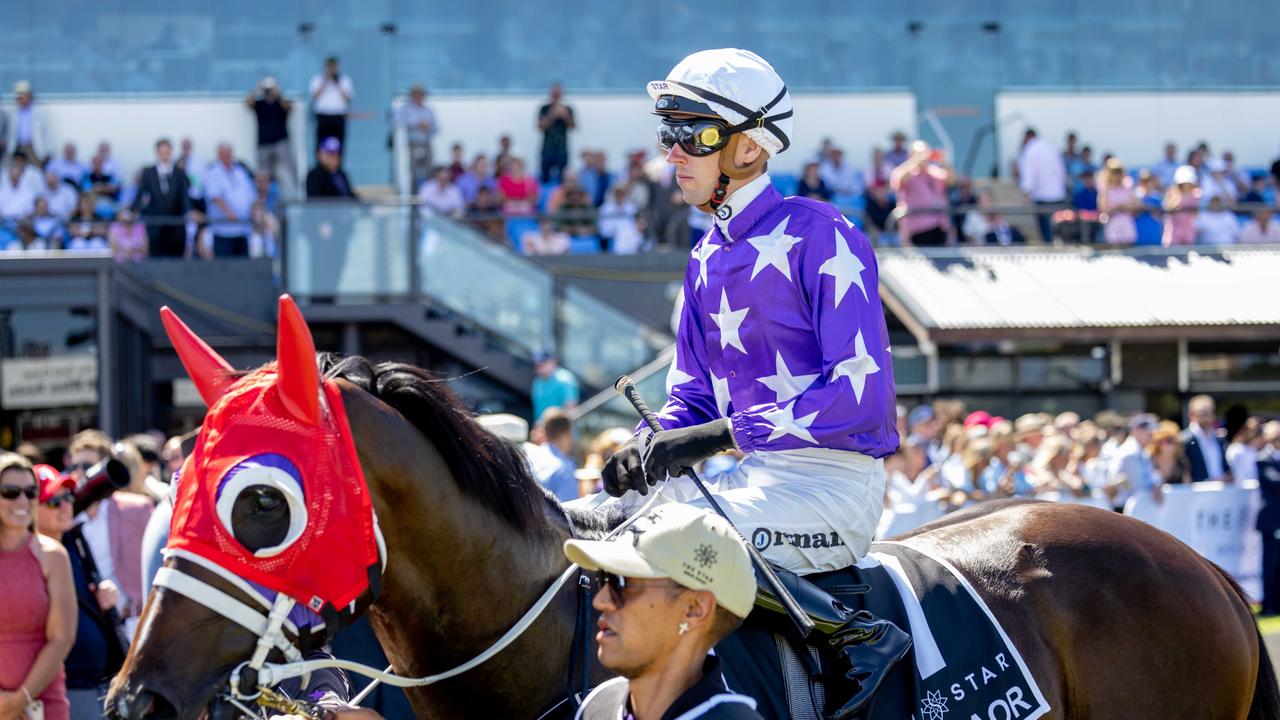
[45,492,74,509]
[594,570,683,608]
[65,462,96,473]
[0,485,37,501]
[656,120,732,157]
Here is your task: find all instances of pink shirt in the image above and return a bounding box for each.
[1102,181,1136,244]
[1162,191,1199,246]
[893,165,950,238]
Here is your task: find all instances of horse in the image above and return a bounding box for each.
[108,302,1277,719]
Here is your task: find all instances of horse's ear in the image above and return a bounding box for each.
[161,306,235,407]
[276,294,321,426]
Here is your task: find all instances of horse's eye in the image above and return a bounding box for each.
[253,489,284,513]
[215,455,308,558]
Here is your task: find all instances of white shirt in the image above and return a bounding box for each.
[0,174,35,219]
[1191,423,1226,479]
[598,198,644,254]
[41,183,77,219]
[1200,174,1238,205]
[309,73,354,115]
[78,504,117,588]
[1018,137,1067,202]
[417,180,465,217]
[818,159,865,197]
[1195,210,1240,245]
[1227,442,1258,481]
[1239,219,1280,244]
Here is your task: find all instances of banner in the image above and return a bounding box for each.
[1125,481,1262,601]
[1,355,98,409]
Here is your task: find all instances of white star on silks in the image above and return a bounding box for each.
[757,351,818,404]
[818,228,868,308]
[763,400,819,444]
[831,330,880,403]
[747,216,802,281]
[693,241,721,290]
[709,289,750,354]
[920,689,949,720]
[710,370,731,417]
[666,362,695,393]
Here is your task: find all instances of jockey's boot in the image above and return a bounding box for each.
[754,566,911,720]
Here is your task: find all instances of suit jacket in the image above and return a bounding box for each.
[1182,427,1231,483]
[106,492,155,609]
[306,166,358,199]
[1258,452,1280,533]
[132,164,191,218]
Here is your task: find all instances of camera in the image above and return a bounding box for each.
[72,458,131,515]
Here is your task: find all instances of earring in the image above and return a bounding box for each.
[678,622,689,636]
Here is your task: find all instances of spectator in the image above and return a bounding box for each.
[305,137,358,199]
[1072,171,1098,212]
[40,170,76,220]
[598,183,644,254]
[1109,414,1162,507]
[578,150,613,207]
[64,193,108,251]
[869,147,893,187]
[520,216,570,255]
[0,455,75,720]
[1258,422,1280,614]
[983,422,1033,498]
[203,142,257,257]
[248,200,279,259]
[1196,195,1240,245]
[132,138,191,258]
[533,409,578,501]
[1162,165,1200,246]
[1240,208,1280,244]
[455,154,493,205]
[1062,131,1080,169]
[108,210,147,261]
[890,140,953,247]
[1184,395,1230,482]
[1200,159,1238,206]
[47,144,86,189]
[564,504,763,720]
[82,152,121,218]
[1017,128,1068,243]
[494,135,514,178]
[797,161,831,201]
[445,143,466,182]
[2,218,42,252]
[254,170,280,215]
[31,197,64,247]
[310,55,354,157]
[863,182,894,244]
[1241,174,1270,206]
[1133,170,1164,246]
[1098,159,1137,244]
[1153,142,1179,189]
[885,130,909,169]
[819,147,864,198]
[246,76,296,200]
[0,153,37,223]
[537,82,576,183]
[8,80,50,164]
[531,351,578,421]
[1067,146,1096,193]
[964,193,1025,246]
[548,169,595,237]
[1227,417,1264,482]
[176,137,204,189]
[906,404,942,468]
[466,185,505,243]
[94,142,122,181]
[416,165,464,219]
[948,175,978,232]
[1221,151,1250,198]
[498,157,539,217]
[1149,421,1191,485]
[396,83,437,192]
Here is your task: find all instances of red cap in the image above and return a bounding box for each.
[33,464,74,503]
[963,411,992,430]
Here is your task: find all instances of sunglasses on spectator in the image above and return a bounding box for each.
[656,119,732,157]
[44,491,74,509]
[0,485,37,501]
[65,462,96,473]
[594,570,683,608]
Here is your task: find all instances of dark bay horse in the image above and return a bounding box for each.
[109,349,1277,719]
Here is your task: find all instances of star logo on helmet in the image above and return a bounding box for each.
[694,543,718,568]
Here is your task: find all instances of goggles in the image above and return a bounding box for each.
[0,484,37,501]
[656,119,732,157]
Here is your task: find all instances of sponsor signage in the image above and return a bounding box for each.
[1,355,98,409]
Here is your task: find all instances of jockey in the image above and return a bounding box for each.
[599,48,910,719]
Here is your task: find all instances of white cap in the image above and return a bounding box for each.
[12,80,31,95]
[1172,165,1198,186]
[647,48,793,157]
[261,76,278,90]
[564,503,755,618]
[475,413,528,443]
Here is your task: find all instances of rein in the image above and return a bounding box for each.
[168,488,666,718]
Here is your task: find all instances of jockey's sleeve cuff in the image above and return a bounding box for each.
[728,412,757,453]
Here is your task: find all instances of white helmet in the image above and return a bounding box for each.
[647,48,793,157]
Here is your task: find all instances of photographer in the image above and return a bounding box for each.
[309,56,353,159]
[247,76,296,199]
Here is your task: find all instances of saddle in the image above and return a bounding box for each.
[716,541,1052,720]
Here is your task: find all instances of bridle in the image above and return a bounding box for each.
[153,487,669,719]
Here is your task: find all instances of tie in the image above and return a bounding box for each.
[160,170,169,195]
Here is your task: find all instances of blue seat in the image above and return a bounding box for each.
[569,236,602,254]
[832,194,866,212]
[505,217,540,251]
[771,174,799,197]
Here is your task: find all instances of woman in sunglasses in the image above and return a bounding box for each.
[0,454,75,720]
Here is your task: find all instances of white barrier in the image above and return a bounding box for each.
[1125,481,1262,601]
[877,499,946,540]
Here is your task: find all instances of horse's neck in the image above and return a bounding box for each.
[368,492,588,716]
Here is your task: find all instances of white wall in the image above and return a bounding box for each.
[396,91,917,193]
[2,94,308,184]
[996,91,1280,177]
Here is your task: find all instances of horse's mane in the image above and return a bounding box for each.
[319,354,550,534]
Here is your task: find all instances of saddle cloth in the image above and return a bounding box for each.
[717,541,1052,720]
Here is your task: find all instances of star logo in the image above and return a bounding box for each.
[708,289,750,354]
[692,240,721,290]
[818,228,868,308]
[762,400,819,444]
[746,216,802,281]
[757,351,818,404]
[831,330,881,403]
[694,543,718,568]
[920,689,949,720]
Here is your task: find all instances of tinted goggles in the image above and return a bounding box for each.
[656,120,732,157]
[0,484,37,501]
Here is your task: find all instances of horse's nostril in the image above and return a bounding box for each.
[112,689,177,720]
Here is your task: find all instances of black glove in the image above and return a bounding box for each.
[601,419,737,497]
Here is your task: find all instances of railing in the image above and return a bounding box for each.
[281,200,672,391]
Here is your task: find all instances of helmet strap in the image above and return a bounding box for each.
[698,134,768,214]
